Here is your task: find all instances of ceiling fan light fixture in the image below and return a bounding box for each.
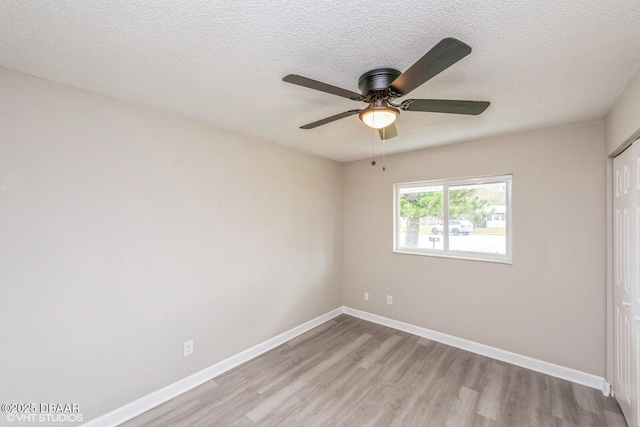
[359,105,399,129]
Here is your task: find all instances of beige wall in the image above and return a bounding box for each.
[606,67,640,155]
[0,68,343,422]
[343,120,606,376]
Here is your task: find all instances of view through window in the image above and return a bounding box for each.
[394,175,512,262]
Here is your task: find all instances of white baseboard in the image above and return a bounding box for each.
[85,305,611,426]
[343,307,611,396]
[82,307,344,427]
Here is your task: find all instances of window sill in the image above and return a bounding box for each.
[393,249,513,264]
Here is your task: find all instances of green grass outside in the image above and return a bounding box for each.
[471,227,505,234]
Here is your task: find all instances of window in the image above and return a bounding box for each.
[394,174,512,263]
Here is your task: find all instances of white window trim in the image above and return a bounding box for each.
[393,174,513,264]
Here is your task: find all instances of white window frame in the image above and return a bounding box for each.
[393,174,513,263]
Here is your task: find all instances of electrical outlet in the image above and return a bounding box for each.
[183,340,194,357]
[364,292,369,301]
[386,295,393,305]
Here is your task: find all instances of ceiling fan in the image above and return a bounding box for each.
[283,37,490,140]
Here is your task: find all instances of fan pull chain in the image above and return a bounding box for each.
[382,128,386,171]
[371,130,376,166]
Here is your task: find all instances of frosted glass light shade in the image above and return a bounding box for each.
[359,108,398,129]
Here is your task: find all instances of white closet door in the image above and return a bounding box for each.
[633,142,640,427]
[614,144,637,425]
[613,141,640,427]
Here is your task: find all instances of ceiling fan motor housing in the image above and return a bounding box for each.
[358,68,402,96]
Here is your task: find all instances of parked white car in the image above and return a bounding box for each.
[432,220,474,235]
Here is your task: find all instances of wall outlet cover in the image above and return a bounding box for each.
[184,340,194,357]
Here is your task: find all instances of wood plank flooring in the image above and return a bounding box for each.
[121,315,626,426]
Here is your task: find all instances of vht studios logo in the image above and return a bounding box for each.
[6,413,84,422]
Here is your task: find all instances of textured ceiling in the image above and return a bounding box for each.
[1,1,640,162]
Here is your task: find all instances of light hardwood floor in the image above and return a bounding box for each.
[121,315,626,426]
